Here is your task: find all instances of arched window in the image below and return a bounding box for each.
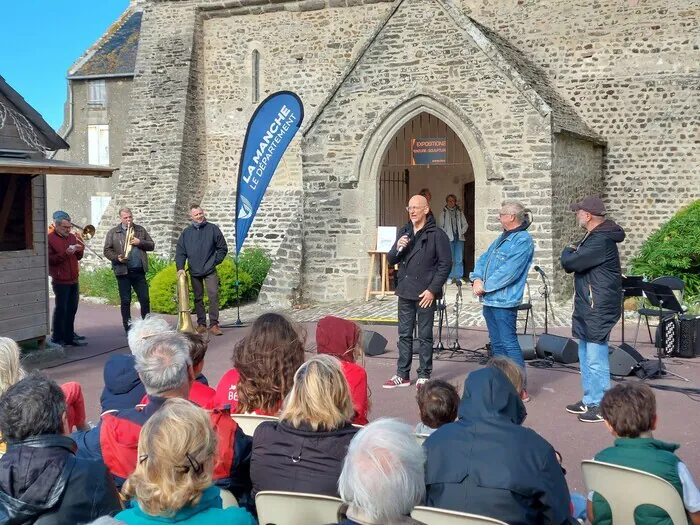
[252,49,260,104]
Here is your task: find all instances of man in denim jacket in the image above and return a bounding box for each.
[470,201,534,399]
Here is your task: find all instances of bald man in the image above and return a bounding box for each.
[383,195,451,390]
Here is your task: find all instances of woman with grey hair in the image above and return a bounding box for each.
[334,418,426,525]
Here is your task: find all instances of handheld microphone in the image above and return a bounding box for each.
[396,227,412,254]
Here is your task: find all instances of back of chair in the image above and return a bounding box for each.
[414,433,430,446]
[411,506,508,525]
[219,488,238,508]
[581,460,687,525]
[231,414,279,436]
[256,491,343,525]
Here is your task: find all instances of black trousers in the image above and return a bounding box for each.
[191,272,220,327]
[397,297,436,380]
[52,283,79,344]
[117,269,150,332]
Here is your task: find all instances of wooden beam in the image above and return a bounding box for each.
[0,175,19,242]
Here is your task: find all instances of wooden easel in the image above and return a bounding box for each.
[365,250,393,301]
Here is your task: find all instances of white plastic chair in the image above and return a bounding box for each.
[255,491,343,525]
[231,413,279,436]
[219,488,238,508]
[414,433,430,445]
[411,506,508,524]
[582,460,687,525]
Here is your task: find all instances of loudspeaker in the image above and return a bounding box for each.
[362,330,388,357]
[518,334,537,360]
[536,334,579,364]
[609,343,645,376]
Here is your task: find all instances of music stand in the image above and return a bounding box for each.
[639,282,689,382]
[621,275,644,344]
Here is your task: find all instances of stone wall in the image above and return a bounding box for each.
[301,0,557,302]
[460,0,700,261]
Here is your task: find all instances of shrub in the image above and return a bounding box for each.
[146,254,171,283]
[79,266,121,305]
[631,200,700,299]
[238,248,272,299]
[149,260,253,315]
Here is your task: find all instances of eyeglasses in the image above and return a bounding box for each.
[406,206,427,212]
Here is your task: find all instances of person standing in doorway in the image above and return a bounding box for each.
[438,194,469,284]
[419,188,434,218]
[103,208,155,334]
[175,205,228,336]
[469,201,534,401]
[48,211,87,347]
[561,196,625,423]
[383,195,451,390]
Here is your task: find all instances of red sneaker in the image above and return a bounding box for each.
[382,375,411,389]
[521,390,531,403]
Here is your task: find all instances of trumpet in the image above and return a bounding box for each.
[123,225,134,260]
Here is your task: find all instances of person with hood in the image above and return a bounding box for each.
[383,194,451,389]
[423,366,576,525]
[469,200,534,401]
[438,194,469,284]
[316,316,370,425]
[175,205,228,337]
[0,372,121,524]
[561,196,625,423]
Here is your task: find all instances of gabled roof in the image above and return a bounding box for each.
[305,0,603,145]
[0,75,69,152]
[68,10,142,79]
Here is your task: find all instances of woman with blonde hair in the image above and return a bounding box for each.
[251,354,358,498]
[117,398,255,524]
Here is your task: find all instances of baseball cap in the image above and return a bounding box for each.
[52,210,71,223]
[569,196,606,216]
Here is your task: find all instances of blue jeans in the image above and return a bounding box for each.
[578,340,610,406]
[449,240,464,279]
[483,306,527,387]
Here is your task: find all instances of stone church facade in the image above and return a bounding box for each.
[60,0,699,306]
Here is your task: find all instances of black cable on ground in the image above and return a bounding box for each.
[647,383,700,402]
[35,343,129,370]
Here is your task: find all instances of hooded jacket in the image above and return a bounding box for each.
[424,368,576,525]
[560,220,626,343]
[0,435,121,525]
[100,354,147,413]
[387,216,451,300]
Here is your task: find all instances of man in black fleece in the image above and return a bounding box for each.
[175,205,228,336]
[561,196,626,423]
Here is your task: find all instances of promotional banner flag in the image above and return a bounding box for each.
[235,91,304,256]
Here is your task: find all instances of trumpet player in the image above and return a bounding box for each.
[104,208,155,333]
[48,211,86,347]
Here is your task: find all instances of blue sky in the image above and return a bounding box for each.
[2,1,130,131]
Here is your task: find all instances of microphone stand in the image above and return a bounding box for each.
[536,269,549,334]
[450,282,463,356]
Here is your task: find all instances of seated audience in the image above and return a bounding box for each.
[414,379,459,435]
[334,418,426,525]
[0,372,121,523]
[588,382,700,525]
[140,332,216,408]
[316,316,370,425]
[215,312,305,415]
[0,337,89,441]
[73,332,252,507]
[251,354,358,498]
[424,365,576,524]
[117,398,255,525]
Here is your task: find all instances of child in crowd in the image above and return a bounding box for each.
[588,382,700,524]
[415,379,459,435]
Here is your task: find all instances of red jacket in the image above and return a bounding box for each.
[48,231,83,284]
[214,368,280,416]
[140,380,217,409]
[341,361,369,426]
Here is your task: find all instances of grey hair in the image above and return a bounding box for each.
[134,332,192,396]
[128,315,173,358]
[118,207,132,216]
[0,337,25,395]
[338,418,425,522]
[501,200,527,223]
[87,518,128,525]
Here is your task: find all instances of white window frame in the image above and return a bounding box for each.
[88,79,106,106]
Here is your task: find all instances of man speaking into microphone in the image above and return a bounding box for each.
[383,195,451,390]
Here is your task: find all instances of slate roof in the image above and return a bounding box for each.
[68,10,142,79]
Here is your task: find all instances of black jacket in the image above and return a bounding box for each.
[424,368,576,525]
[560,220,626,344]
[387,216,451,300]
[175,222,228,277]
[0,435,121,525]
[251,420,358,499]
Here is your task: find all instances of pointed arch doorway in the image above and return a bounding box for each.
[378,111,476,275]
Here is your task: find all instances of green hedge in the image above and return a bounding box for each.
[238,248,272,300]
[631,200,700,299]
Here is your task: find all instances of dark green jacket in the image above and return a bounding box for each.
[593,438,685,525]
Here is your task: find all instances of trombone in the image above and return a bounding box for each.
[70,222,104,261]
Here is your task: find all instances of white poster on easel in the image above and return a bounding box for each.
[376,226,397,253]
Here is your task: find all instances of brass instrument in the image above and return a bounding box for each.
[70,223,96,245]
[176,270,197,333]
[123,225,135,260]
